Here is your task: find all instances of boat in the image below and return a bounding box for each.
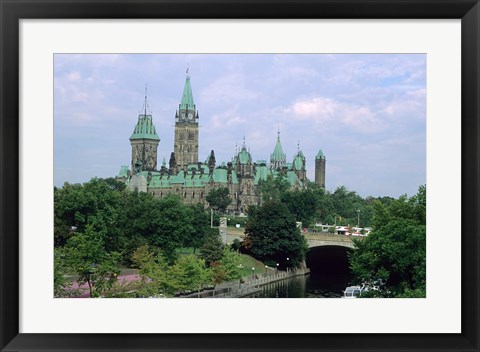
[343,284,369,298]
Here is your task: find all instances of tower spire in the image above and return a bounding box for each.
[144,83,148,117]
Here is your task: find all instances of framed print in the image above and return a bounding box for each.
[1,0,479,351]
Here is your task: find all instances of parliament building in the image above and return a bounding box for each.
[118,73,326,213]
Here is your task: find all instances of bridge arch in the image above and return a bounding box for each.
[306,245,353,275]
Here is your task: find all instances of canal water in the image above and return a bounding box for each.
[247,246,353,298]
[246,272,353,298]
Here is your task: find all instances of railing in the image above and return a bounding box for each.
[182,268,310,298]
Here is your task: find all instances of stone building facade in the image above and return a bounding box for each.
[119,74,326,213]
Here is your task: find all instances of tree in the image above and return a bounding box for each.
[218,247,243,281]
[245,200,308,268]
[170,255,213,292]
[258,174,290,203]
[281,189,319,226]
[64,225,120,297]
[348,185,426,297]
[183,204,217,253]
[54,178,124,251]
[200,234,224,266]
[54,248,79,297]
[149,195,195,264]
[206,187,231,214]
[132,246,213,296]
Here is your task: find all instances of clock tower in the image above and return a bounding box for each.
[173,71,199,168]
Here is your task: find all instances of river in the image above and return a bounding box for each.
[246,272,353,298]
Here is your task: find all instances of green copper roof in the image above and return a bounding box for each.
[118,165,129,177]
[270,135,286,162]
[293,154,303,170]
[316,149,325,159]
[180,76,195,110]
[238,147,252,164]
[212,168,228,183]
[254,165,271,185]
[130,114,160,140]
[286,171,299,186]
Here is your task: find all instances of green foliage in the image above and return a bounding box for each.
[63,226,121,297]
[206,187,231,213]
[200,234,224,266]
[230,238,241,251]
[245,200,308,268]
[149,195,195,263]
[348,185,426,297]
[171,255,213,291]
[183,204,216,253]
[217,247,243,282]
[54,248,79,297]
[258,174,290,203]
[131,245,213,296]
[54,178,123,249]
[281,188,319,226]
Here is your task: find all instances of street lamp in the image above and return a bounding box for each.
[286,257,290,273]
[265,265,268,274]
[357,209,361,228]
[276,263,279,272]
[252,267,255,278]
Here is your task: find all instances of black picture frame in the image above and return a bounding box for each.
[1,1,479,351]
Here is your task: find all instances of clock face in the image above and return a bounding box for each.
[188,113,193,120]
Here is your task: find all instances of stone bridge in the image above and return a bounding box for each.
[225,228,358,249]
[304,233,356,249]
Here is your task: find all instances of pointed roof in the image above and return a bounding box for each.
[130,114,160,140]
[270,132,286,162]
[316,149,325,160]
[238,146,252,164]
[179,74,195,110]
[130,90,160,141]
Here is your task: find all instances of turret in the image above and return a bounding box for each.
[315,149,326,188]
[169,152,176,175]
[173,70,199,168]
[270,131,286,170]
[129,87,160,174]
[208,150,216,174]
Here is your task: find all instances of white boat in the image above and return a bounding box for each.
[343,285,365,298]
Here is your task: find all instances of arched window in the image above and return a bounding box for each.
[192,192,195,199]
[183,191,186,198]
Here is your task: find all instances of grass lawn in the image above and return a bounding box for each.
[238,253,273,278]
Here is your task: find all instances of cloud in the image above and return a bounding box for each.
[287,96,381,133]
[210,106,247,128]
[199,73,259,105]
[67,71,81,81]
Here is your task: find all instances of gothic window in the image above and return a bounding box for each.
[183,191,186,198]
[188,132,194,140]
[200,192,203,198]
[192,192,195,199]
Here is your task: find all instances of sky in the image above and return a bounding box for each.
[54,54,426,198]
